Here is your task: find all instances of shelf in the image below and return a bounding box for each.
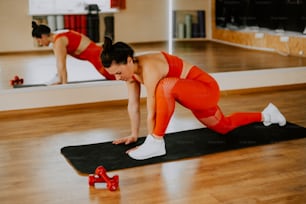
[173,38,206,42]
[29,10,118,16]
[29,0,118,16]
[173,10,205,40]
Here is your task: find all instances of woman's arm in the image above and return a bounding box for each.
[53,37,68,84]
[127,80,141,138]
[143,66,163,135]
[113,80,141,145]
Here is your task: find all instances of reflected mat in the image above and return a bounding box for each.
[13,79,106,88]
[61,122,306,174]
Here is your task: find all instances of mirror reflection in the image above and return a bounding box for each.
[0,0,305,93]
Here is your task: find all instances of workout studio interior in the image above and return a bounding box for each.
[0,0,306,203]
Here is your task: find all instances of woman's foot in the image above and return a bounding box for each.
[262,103,286,126]
[45,74,59,85]
[128,134,166,160]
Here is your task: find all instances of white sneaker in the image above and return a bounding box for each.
[45,74,60,85]
[128,134,166,160]
[262,103,286,126]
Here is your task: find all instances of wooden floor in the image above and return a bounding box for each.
[133,41,306,73]
[1,41,306,204]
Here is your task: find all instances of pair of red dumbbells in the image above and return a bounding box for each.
[88,166,119,191]
[10,75,24,86]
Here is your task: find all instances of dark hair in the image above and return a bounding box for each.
[101,36,135,68]
[32,21,51,38]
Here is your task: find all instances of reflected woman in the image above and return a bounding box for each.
[31,21,115,84]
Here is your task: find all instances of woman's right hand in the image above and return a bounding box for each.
[112,135,138,145]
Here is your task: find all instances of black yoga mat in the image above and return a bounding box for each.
[13,79,106,88]
[61,122,306,174]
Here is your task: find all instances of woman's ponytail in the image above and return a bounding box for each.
[101,36,114,68]
[32,21,38,29]
[101,36,135,68]
[103,36,113,52]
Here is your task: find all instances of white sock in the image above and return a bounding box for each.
[128,134,166,160]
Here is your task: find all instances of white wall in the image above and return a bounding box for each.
[115,0,211,43]
[114,0,168,43]
[0,0,34,53]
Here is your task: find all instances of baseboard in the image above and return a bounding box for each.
[220,83,306,96]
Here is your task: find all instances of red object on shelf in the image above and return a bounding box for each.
[75,15,82,33]
[65,15,87,35]
[64,15,70,29]
[80,15,87,35]
[111,0,126,9]
[69,15,76,31]
[88,166,119,191]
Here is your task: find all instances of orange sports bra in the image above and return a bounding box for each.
[54,30,82,55]
[132,52,184,83]
[161,51,183,78]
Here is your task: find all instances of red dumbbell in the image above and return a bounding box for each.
[88,166,119,191]
[10,75,24,86]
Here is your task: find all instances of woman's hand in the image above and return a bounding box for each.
[112,135,138,145]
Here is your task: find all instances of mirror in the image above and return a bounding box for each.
[0,0,305,111]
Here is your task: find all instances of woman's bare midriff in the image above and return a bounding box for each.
[74,35,92,55]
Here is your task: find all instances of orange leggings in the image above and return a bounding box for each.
[153,66,262,136]
[75,42,115,80]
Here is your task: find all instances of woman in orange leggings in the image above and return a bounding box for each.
[101,37,286,160]
[31,21,115,84]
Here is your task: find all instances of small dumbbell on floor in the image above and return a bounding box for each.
[10,75,24,86]
[88,166,119,191]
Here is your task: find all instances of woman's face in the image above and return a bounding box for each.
[106,57,134,81]
[35,34,50,46]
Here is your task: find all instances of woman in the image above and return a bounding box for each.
[31,21,115,84]
[101,37,286,160]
